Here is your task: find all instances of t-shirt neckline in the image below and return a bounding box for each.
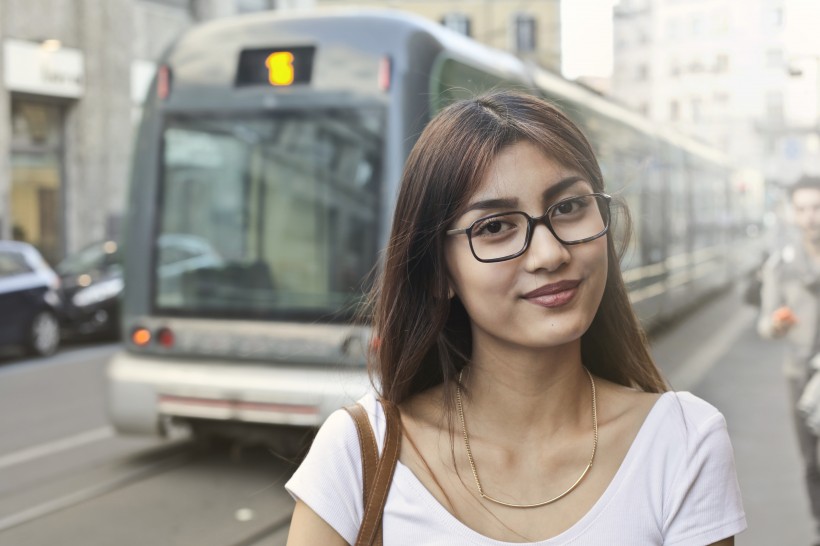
[392,390,676,545]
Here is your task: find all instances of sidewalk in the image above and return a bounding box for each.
[649,290,814,545]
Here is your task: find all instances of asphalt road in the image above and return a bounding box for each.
[0,289,813,545]
[0,344,297,546]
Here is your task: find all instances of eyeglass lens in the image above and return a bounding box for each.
[469,194,609,261]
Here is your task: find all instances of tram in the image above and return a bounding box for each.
[107,8,762,445]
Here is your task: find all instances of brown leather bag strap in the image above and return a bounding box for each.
[345,400,402,546]
[344,403,379,507]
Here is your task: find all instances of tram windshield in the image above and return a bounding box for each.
[154,108,383,321]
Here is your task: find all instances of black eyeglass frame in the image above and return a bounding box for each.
[445,192,612,263]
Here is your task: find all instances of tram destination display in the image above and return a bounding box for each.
[236,46,315,87]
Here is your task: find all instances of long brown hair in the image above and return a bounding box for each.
[369,90,667,411]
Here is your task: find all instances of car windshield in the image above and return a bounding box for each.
[155,107,384,321]
[0,249,32,278]
[57,241,120,276]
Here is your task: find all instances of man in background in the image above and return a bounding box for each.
[758,175,820,544]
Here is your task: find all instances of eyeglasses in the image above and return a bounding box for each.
[446,193,612,263]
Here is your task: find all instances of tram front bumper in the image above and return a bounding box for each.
[106,350,372,435]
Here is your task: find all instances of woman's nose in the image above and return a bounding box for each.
[524,222,571,273]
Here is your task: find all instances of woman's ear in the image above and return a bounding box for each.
[448,285,455,299]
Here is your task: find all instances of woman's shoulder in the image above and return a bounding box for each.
[600,378,723,424]
[666,390,725,421]
[652,390,728,438]
[621,389,732,472]
[598,381,728,456]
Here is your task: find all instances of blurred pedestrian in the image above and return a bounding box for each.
[286,91,746,545]
[758,175,820,544]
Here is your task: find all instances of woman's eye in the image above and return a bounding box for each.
[553,197,587,216]
[473,217,515,236]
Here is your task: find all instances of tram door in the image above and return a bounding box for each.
[9,99,64,264]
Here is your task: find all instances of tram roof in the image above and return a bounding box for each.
[176,7,529,81]
[172,7,729,167]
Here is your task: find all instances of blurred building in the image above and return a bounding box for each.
[611,0,820,194]
[315,0,562,73]
[0,0,309,264]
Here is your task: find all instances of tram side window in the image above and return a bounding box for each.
[689,159,725,253]
[431,58,519,113]
[572,105,654,275]
[663,146,689,263]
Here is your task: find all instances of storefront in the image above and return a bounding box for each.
[3,38,83,264]
[10,98,66,264]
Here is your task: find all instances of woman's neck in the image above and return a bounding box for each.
[461,339,590,441]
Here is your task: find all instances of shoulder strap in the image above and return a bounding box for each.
[344,403,379,507]
[344,400,402,546]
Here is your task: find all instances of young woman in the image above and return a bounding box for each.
[286,91,746,545]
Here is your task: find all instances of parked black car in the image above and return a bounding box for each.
[0,241,63,357]
[57,240,123,340]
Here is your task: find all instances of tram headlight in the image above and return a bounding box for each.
[72,278,124,307]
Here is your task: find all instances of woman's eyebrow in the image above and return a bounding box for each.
[462,197,519,214]
[543,176,587,201]
[462,176,588,214]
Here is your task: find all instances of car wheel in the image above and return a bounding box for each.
[28,311,60,357]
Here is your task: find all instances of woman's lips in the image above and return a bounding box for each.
[523,280,581,308]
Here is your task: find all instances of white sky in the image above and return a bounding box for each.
[561,0,619,80]
[785,0,820,55]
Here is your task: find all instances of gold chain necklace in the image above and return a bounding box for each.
[455,367,598,509]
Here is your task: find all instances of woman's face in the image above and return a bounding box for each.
[444,141,608,352]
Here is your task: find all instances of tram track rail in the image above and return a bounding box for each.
[0,440,195,533]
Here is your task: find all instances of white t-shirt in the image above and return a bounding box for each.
[286,391,746,545]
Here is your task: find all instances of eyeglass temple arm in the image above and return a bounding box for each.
[446,227,468,236]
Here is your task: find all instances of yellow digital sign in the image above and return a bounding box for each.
[265,51,295,86]
[236,46,313,88]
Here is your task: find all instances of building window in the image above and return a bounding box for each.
[637,63,649,80]
[441,13,471,37]
[670,100,680,121]
[714,10,729,34]
[688,57,705,73]
[766,136,778,154]
[766,49,783,68]
[638,103,649,116]
[666,18,679,40]
[691,14,704,36]
[691,98,702,122]
[614,28,628,49]
[513,13,537,53]
[766,91,784,124]
[714,92,729,106]
[767,7,784,28]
